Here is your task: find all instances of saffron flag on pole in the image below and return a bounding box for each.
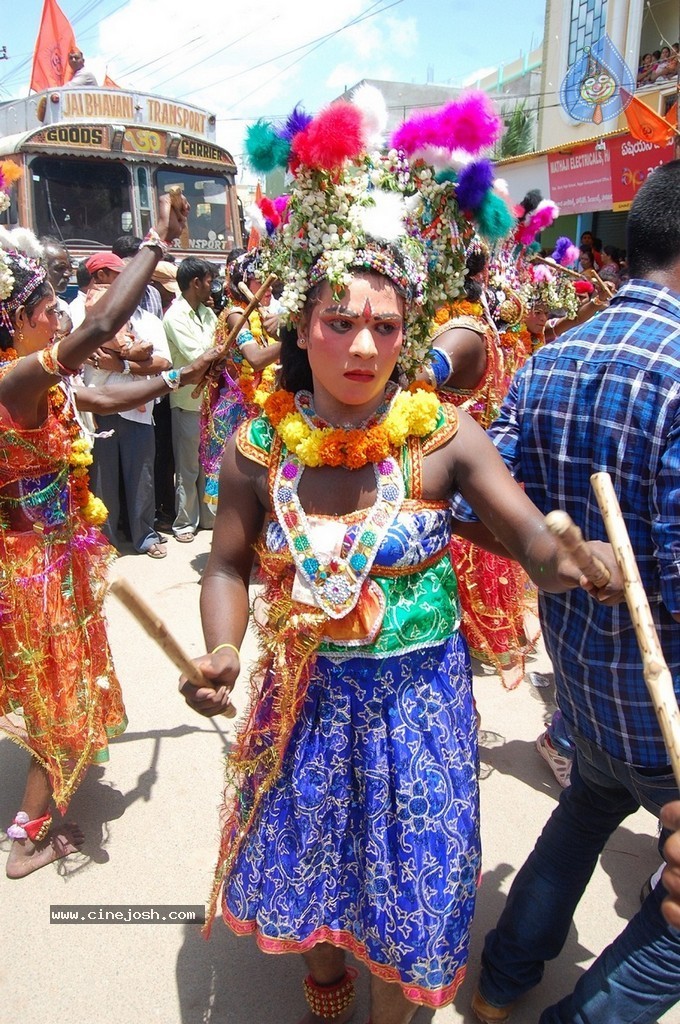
[620,89,676,147]
[247,182,263,250]
[29,0,77,92]
[103,73,120,89]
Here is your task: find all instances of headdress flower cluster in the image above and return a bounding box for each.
[0,226,47,337]
[244,86,516,377]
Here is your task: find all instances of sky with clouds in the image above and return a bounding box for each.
[1,0,546,175]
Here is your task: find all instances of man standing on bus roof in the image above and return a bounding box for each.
[68,50,98,88]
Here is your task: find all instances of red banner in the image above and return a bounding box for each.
[547,141,612,215]
[609,135,676,212]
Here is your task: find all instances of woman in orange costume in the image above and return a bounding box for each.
[0,192,199,877]
[422,242,538,688]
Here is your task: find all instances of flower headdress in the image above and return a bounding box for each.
[244,86,515,376]
[0,160,22,216]
[0,226,47,336]
[520,262,579,320]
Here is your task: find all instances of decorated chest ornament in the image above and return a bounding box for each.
[243,86,516,378]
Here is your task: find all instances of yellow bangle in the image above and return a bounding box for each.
[210,642,240,659]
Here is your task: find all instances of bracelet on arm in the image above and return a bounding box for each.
[139,228,170,259]
[37,341,80,378]
[160,368,183,391]
[210,642,240,659]
[428,346,453,388]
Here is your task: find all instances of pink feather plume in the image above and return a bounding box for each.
[391,91,502,156]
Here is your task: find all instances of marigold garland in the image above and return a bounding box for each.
[433,299,483,326]
[262,386,441,469]
[44,382,108,527]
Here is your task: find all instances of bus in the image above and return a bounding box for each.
[0,85,244,262]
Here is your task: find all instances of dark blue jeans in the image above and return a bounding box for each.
[479,730,680,1024]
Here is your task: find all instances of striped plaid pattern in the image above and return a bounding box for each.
[453,280,680,766]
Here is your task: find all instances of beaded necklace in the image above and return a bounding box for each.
[274,449,404,619]
[269,383,443,617]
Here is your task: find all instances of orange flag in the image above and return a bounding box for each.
[29,0,77,92]
[666,101,678,129]
[621,89,676,147]
[103,73,120,89]
[247,181,262,250]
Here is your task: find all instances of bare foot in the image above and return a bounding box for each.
[6,822,84,878]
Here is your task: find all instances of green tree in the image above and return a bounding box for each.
[497,100,534,158]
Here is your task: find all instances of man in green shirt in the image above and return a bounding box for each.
[163,257,217,541]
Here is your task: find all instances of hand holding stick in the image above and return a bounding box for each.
[108,577,236,719]
[544,510,611,587]
[190,272,277,399]
[590,471,680,788]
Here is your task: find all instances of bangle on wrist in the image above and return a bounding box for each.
[211,642,240,659]
[161,368,183,390]
[139,228,170,259]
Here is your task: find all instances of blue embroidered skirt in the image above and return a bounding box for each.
[222,633,479,1007]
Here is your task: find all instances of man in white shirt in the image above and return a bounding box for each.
[163,257,217,541]
[68,50,98,87]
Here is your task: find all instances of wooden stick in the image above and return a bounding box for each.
[530,253,585,282]
[590,471,680,788]
[108,577,236,719]
[190,272,277,399]
[544,510,611,587]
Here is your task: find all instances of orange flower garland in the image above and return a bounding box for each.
[262,386,441,470]
[433,300,484,326]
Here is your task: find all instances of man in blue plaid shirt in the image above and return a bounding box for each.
[467,161,680,1024]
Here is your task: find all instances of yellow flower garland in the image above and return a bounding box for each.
[264,387,441,469]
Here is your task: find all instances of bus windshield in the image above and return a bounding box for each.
[30,156,131,246]
[156,168,235,252]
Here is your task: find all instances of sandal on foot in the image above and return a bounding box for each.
[146,542,167,559]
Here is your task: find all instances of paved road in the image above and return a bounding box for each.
[0,530,674,1023]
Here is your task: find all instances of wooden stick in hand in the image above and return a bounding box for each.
[108,577,236,719]
[544,509,611,587]
[590,471,680,788]
[190,272,277,399]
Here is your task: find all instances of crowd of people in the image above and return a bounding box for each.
[0,84,679,1024]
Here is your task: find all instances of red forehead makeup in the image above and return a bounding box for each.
[361,299,373,321]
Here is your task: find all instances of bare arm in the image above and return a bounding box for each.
[0,196,187,422]
[450,411,623,600]
[416,325,487,390]
[180,436,267,716]
[73,346,221,414]
[239,338,282,371]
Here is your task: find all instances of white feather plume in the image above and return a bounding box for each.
[244,203,267,238]
[351,83,388,150]
[359,190,407,242]
[0,226,44,258]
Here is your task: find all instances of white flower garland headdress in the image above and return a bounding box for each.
[244,87,516,377]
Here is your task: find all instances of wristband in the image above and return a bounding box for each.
[121,358,131,375]
[211,642,240,659]
[161,368,183,390]
[139,228,170,259]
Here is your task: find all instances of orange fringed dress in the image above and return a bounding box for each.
[432,304,539,688]
[0,363,126,811]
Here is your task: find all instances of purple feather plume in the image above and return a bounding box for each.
[279,106,313,142]
[456,160,495,211]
